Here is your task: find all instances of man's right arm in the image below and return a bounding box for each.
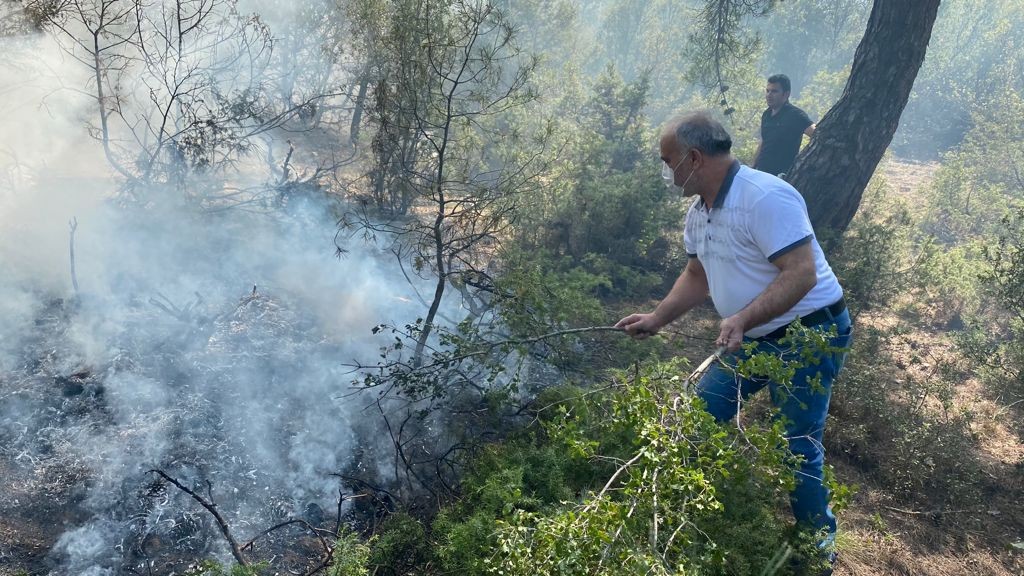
[752,140,763,168]
[615,257,710,338]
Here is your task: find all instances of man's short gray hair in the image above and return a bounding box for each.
[668,111,733,156]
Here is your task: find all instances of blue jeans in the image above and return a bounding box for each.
[696,308,852,537]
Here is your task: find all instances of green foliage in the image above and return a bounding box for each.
[983,207,1024,329]
[686,0,774,95]
[329,528,373,576]
[488,361,828,576]
[796,66,851,124]
[356,0,541,217]
[757,0,867,93]
[960,207,1024,404]
[513,65,684,299]
[827,175,927,316]
[910,241,986,329]
[494,250,610,333]
[893,0,1024,158]
[925,90,1024,242]
[367,513,429,575]
[923,91,1024,414]
[431,438,594,575]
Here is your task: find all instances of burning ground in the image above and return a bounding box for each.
[0,195,441,574]
[0,20,479,574]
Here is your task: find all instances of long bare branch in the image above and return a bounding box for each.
[148,469,248,566]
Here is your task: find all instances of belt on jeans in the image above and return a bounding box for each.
[758,297,847,341]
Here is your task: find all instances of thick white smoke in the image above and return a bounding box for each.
[0,15,452,574]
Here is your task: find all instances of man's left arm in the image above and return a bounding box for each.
[716,242,817,350]
[803,123,816,137]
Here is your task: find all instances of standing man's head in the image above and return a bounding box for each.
[765,74,791,111]
[659,111,733,201]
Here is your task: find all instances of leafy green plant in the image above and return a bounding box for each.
[512,65,684,300]
[968,207,1024,407]
[327,528,372,576]
[366,513,429,575]
[489,359,830,576]
[924,90,1024,243]
[826,175,923,316]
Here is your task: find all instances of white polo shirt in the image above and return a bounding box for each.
[683,161,843,338]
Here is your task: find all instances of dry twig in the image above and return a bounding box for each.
[148,469,248,566]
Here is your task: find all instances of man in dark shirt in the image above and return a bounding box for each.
[753,74,816,177]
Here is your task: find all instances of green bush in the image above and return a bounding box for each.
[329,529,372,576]
[431,435,598,575]
[962,208,1024,409]
[511,65,684,301]
[489,359,831,576]
[366,513,429,575]
[827,176,922,316]
[924,90,1024,243]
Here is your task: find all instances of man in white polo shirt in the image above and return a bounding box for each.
[616,111,852,571]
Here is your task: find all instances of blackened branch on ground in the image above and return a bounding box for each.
[148,469,249,566]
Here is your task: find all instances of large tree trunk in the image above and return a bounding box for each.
[788,0,941,234]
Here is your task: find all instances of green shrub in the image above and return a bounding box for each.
[924,90,1024,243]
[329,529,372,576]
[511,65,684,302]
[489,359,831,576]
[367,513,429,575]
[827,176,922,316]
[431,437,596,575]
[963,207,1024,409]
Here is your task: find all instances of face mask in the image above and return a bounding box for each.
[662,157,696,194]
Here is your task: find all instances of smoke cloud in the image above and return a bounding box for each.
[0,15,445,574]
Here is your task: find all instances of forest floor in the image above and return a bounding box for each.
[829,316,1023,576]
[830,159,1023,576]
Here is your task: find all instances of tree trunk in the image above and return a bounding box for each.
[788,0,941,235]
[350,72,370,143]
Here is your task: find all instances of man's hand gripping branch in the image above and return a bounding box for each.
[615,257,710,340]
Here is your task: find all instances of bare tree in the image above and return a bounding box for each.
[27,0,345,208]
[344,0,546,366]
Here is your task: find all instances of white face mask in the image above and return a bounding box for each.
[662,157,696,194]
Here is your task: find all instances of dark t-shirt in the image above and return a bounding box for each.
[755,102,813,177]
